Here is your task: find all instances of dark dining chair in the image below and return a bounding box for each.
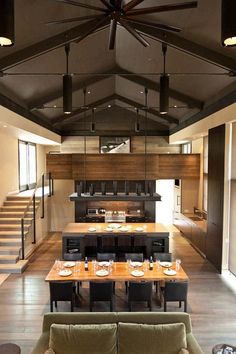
[153,252,172,262]
[63,253,82,294]
[89,281,114,312]
[49,281,74,312]
[128,281,153,311]
[125,253,144,293]
[153,252,172,293]
[162,281,188,312]
[63,252,82,261]
[97,253,116,261]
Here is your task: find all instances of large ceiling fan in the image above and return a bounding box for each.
[48,0,198,49]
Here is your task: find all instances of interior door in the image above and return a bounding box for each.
[19,140,37,191]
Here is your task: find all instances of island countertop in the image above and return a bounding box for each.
[62,223,170,236]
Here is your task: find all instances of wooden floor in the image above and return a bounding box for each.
[0,232,236,354]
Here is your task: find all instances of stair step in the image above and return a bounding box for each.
[0,224,30,231]
[0,238,21,246]
[0,231,26,236]
[0,246,20,255]
[0,260,28,273]
[1,206,34,212]
[0,254,19,264]
[0,218,33,224]
[7,196,40,201]
[0,232,27,239]
[0,210,33,218]
[4,200,40,206]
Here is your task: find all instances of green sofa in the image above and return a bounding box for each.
[32,312,203,354]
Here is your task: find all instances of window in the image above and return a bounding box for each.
[19,140,37,191]
[181,142,192,154]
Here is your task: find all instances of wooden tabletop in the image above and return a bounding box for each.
[45,261,188,282]
[62,223,170,235]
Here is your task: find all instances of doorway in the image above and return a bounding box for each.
[18,140,37,192]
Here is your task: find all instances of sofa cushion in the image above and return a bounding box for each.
[118,322,187,354]
[48,323,117,354]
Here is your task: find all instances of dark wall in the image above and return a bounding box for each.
[206,124,225,273]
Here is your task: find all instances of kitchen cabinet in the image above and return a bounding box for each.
[174,213,206,255]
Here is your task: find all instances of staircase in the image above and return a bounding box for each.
[0,195,40,273]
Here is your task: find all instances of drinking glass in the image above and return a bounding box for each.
[92,260,97,273]
[144,259,149,271]
[109,259,113,274]
[156,260,160,272]
[55,259,60,272]
[176,258,181,271]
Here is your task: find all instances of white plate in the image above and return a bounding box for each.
[88,227,97,232]
[96,269,109,277]
[163,269,177,276]
[98,261,110,267]
[119,227,129,232]
[159,261,172,268]
[130,261,143,267]
[105,228,113,232]
[63,261,75,268]
[109,223,121,229]
[135,227,144,232]
[131,270,144,277]
[59,269,72,277]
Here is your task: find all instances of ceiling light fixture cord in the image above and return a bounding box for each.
[144,87,148,195]
[83,87,87,192]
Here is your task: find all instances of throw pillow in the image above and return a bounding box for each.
[179,349,189,354]
[49,323,117,354]
[118,322,187,354]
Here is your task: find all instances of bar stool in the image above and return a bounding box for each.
[0,343,21,354]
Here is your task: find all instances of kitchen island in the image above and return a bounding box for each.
[62,223,169,259]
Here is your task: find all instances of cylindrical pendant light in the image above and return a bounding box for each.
[135,108,140,132]
[0,0,14,47]
[159,74,169,115]
[159,43,169,114]
[63,44,72,114]
[63,74,72,114]
[222,0,236,47]
[90,108,95,132]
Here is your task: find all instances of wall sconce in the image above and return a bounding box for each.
[0,0,14,47]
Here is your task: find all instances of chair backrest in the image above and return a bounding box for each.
[89,281,113,301]
[128,281,152,301]
[97,253,116,261]
[49,281,74,301]
[164,281,188,301]
[153,252,172,262]
[63,253,82,261]
[125,253,144,262]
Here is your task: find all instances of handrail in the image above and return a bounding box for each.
[20,172,53,259]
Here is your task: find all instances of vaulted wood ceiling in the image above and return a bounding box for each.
[0,0,235,136]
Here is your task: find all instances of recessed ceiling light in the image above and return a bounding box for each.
[53,105,57,108]
[174,105,177,108]
[88,90,91,94]
[140,91,143,94]
[3,125,7,128]
[108,104,111,108]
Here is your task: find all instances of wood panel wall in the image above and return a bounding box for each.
[47,153,200,180]
[206,124,225,273]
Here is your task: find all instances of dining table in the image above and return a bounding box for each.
[45,260,189,283]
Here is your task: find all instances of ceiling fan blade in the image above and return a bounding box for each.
[126,1,198,16]
[119,18,150,47]
[100,0,114,10]
[108,19,117,50]
[75,16,110,44]
[54,0,107,12]
[123,0,144,12]
[45,15,103,25]
[125,17,181,32]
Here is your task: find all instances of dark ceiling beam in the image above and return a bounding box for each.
[115,94,179,125]
[170,89,236,135]
[115,66,203,109]
[60,129,169,136]
[0,91,59,134]
[52,94,117,126]
[132,23,236,72]
[28,72,114,110]
[0,19,109,71]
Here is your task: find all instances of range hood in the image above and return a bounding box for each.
[69,192,162,202]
